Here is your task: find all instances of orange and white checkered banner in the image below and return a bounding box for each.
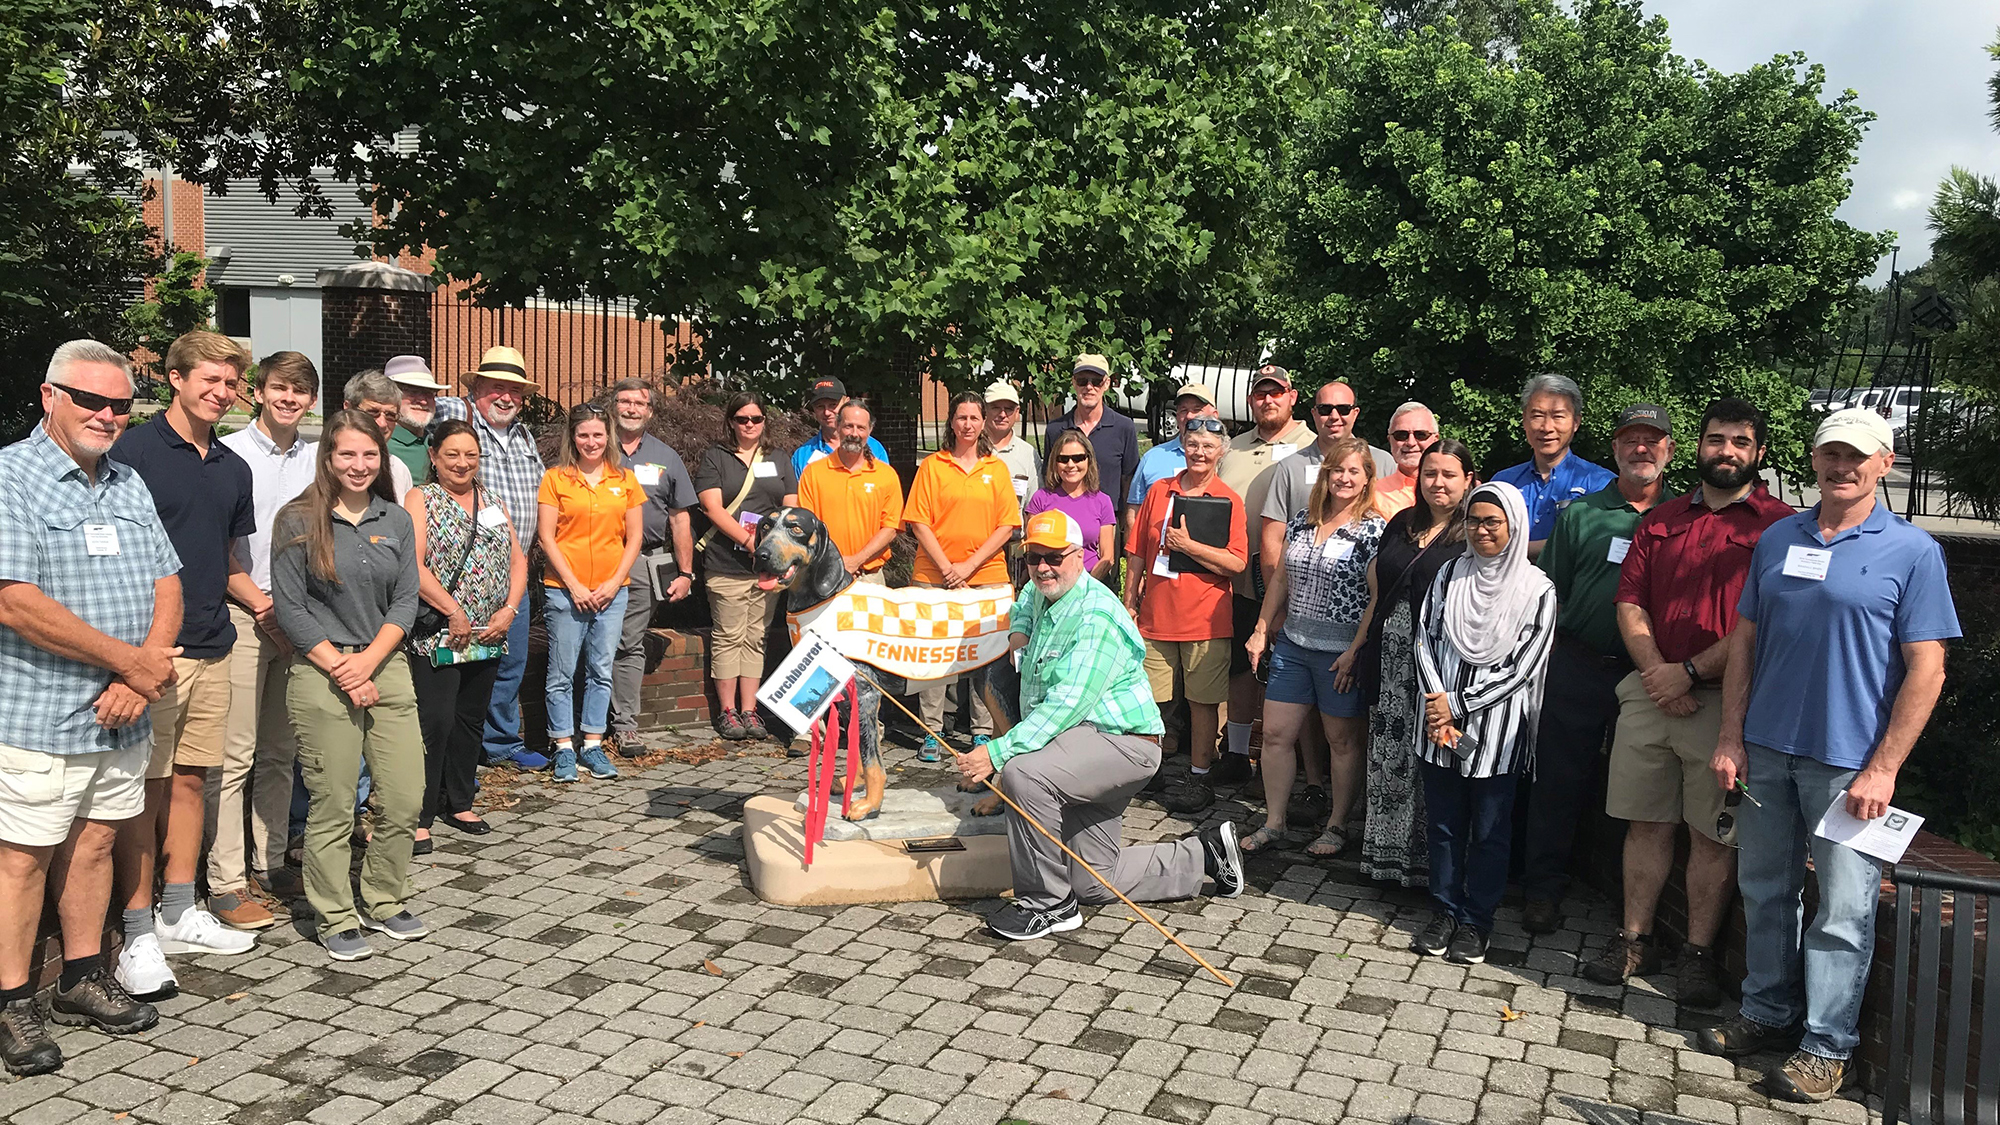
[786,580,1013,683]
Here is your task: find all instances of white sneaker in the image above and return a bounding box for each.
[115,933,178,999]
[155,907,257,956]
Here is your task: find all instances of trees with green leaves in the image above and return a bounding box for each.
[1268,0,1889,478]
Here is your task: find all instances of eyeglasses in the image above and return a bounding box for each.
[1391,429,1435,442]
[731,413,765,425]
[1182,418,1227,434]
[1314,403,1357,418]
[1054,453,1090,465]
[52,384,134,416]
[1466,516,1508,532]
[1073,375,1106,389]
[1025,547,1075,568]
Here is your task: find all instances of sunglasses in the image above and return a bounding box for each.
[1466,516,1508,532]
[53,384,134,416]
[1054,453,1090,465]
[1314,403,1357,417]
[1025,547,1074,568]
[1182,418,1227,434]
[732,413,766,425]
[1391,429,1435,442]
[1073,375,1106,388]
[1716,781,1758,846]
[570,403,607,421]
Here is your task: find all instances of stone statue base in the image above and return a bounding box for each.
[743,788,1013,906]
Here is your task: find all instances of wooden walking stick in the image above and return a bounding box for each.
[849,667,1233,988]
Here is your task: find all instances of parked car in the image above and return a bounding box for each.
[1108,360,1272,441]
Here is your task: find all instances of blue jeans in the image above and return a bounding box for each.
[1422,761,1518,933]
[544,586,628,740]
[1737,743,1883,1060]
[481,602,533,762]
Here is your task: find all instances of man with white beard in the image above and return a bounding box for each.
[383,355,447,486]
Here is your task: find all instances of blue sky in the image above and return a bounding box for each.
[1645,0,2000,283]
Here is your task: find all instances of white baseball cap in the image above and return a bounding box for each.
[1813,407,1894,456]
[984,379,1022,405]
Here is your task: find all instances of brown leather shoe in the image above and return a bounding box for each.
[210,892,275,931]
[1581,929,1660,985]
[0,997,61,1076]
[1768,1050,1851,1103]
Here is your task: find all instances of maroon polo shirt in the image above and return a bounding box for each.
[1615,485,1794,664]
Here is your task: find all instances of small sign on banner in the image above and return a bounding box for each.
[756,629,858,734]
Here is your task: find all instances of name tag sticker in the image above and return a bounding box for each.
[634,464,663,487]
[84,523,120,556]
[753,461,779,479]
[1269,444,1295,463]
[1783,545,1832,581]
[1607,536,1630,564]
[477,506,507,529]
[1322,537,1355,562]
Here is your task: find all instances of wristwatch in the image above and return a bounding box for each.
[677,570,695,581]
[1682,659,1700,685]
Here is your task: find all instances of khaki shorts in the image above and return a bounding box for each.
[1144,638,1230,706]
[0,742,147,847]
[146,654,231,779]
[1605,674,1734,845]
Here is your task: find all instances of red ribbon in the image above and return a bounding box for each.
[801,679,861,869]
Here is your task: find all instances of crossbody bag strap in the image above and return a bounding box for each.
[696,450,763,552]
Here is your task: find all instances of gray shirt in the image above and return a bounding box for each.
[620,431,698,553]
[1260,441,1397,525]
[271,495,421,652]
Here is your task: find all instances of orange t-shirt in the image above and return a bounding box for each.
[538,466,646,589]
[798,453,904,571]
[1127,473,1248,641]
[904,450,1022,586]
[1377,471,1418,517]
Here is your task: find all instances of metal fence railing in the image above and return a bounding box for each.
[431,288,690,408]
[1884,865,2000,1125]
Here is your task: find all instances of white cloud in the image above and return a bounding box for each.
[1891,189,1928,211]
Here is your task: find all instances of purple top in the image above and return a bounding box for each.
[1024,488,1118,572]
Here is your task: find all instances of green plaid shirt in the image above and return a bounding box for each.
[988,575,1162,771]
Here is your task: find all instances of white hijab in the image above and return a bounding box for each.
[1442,481,1552,667]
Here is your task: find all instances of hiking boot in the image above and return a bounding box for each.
[741,712,770,742]
[1210,752,1254,787]
[1199,822,1244,898]
[0,997,61,1076]
[1411,913,1456,957]
[1699,1013,1800,1058]
[49,967,157,1035]
[1677,943,1726,1009]
[986,899,1083,941]
[614,732,650,758]
[209,891,275,931]
[1581,929,1659,985]
[1522,897,1559,936]
[1160,775,1215,814]
[1768,1050,1851,1103]
[1446,925,1489,965]
[715,708,748,740]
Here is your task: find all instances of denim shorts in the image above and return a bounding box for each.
[1266,635,1363,718]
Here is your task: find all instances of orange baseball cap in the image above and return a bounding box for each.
[1023,510,1083,551]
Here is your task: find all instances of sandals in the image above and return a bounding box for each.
[1306,826,1349,858]
[1240,825,1288,854]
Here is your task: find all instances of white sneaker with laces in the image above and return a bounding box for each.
[115,933,178,998]
[156,907,257,956]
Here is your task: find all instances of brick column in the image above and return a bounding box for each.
[317,262,434,405]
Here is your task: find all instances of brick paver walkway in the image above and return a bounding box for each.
[2,726,1882,1125]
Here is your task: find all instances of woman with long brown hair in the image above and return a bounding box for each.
[270,410,424,962]
[1022,431,1117,583]
[694,391,798,740]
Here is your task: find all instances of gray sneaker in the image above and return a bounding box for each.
[322,928,373,961]
[361,911,429,942]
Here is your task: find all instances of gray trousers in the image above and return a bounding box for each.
[608,556,658,735]
[1001,723,1205,911]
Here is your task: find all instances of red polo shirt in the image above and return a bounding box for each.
[1615,485,1794,663]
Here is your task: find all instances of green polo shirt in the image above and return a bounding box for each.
[388,424,430,485]
[1535,482,1647,659]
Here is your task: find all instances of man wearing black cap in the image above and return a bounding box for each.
[792,378,888,478]
[1518,403,1673,936]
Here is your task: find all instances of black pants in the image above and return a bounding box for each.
[411,656,502,828]
[1517,638,1626,903]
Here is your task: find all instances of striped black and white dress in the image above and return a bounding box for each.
[1411,556,1559,779]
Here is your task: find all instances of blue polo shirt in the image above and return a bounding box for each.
[1045,406,1141,510]
[1737,502,1960,770]
[1126,438,1185,506]
[111,416,257,659]
[1493,451,1615,542]
[791,434,890,478]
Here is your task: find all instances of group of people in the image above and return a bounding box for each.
[0,336,1964,1109]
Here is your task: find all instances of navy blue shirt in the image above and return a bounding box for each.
[1045,406,1141,511]
[112,416,256,659]
[1493,451,1616,543]
[1738,502,1960,770]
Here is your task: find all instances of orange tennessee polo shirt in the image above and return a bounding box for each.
[538,466,647,589]
[798,453,905,571]
[904,450,1022,586]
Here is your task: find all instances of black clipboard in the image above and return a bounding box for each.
[1166,494,1233,573]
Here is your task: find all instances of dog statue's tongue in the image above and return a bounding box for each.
[754,573,781,591]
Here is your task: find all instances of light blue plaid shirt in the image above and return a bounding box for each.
[436,396,546,539]
[0,426,181,754]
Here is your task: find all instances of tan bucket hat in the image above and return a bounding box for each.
[463,345,534,387]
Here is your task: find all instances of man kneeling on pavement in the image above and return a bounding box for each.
[955,511,1244,941]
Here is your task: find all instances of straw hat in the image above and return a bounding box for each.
[463,345,534,387]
